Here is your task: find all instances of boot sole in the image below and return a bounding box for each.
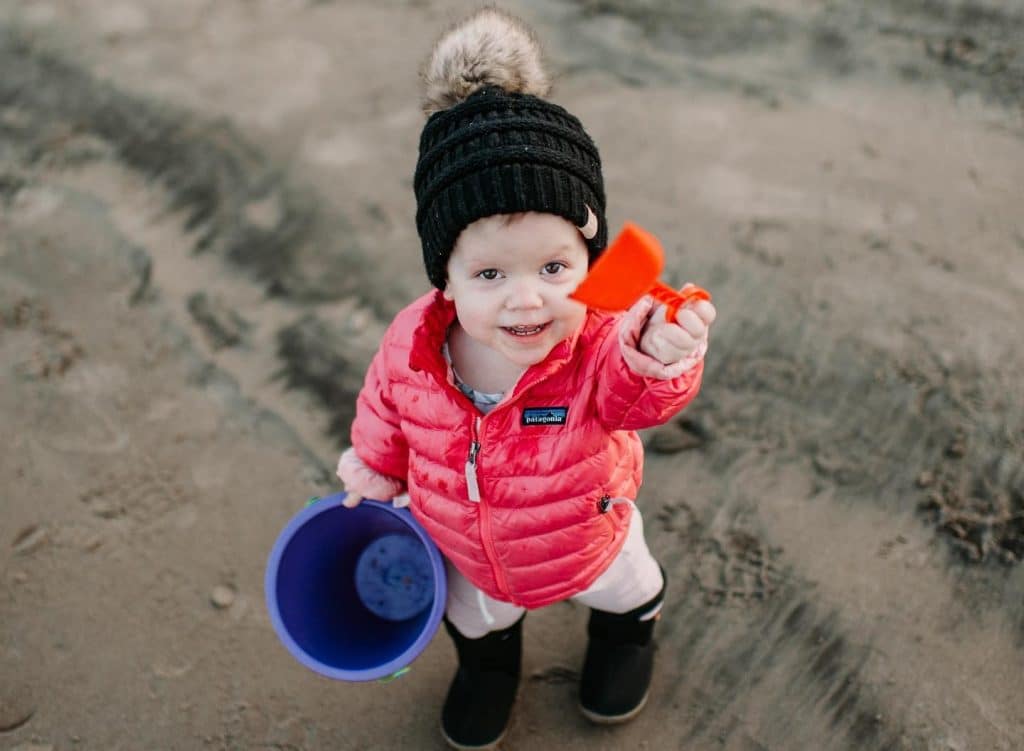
[440,721,508,751]
[578,690,649,725]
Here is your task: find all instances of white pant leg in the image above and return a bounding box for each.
[444,559,526,638]
[572,504,664,616]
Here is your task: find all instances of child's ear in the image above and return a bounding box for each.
[442,282,454,301]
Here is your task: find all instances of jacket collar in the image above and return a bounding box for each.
[408,290,456,377]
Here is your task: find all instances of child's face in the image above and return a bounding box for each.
[444,212,590,369]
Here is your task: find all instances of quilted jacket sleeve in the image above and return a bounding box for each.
[349,335,410,484]
[594,297,705,431]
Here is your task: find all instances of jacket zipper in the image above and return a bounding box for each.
[465,415,511,598]
[465,427,481,502]
[597,493,631,534]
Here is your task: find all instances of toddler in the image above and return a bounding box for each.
[337,8,716,749]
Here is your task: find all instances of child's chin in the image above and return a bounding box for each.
[506,344,556,368]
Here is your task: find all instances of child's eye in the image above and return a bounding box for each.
[477,269,500,280]
[542,262,566,275]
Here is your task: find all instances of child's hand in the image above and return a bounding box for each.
[342,491,411,509]
[342,492,365,508]
[336,448,406,508]
[638,293,716,366]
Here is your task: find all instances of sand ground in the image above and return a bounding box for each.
[2,1,1023,749]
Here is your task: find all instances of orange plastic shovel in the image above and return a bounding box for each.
[570,222,711,321]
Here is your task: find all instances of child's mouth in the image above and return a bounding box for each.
[503,323,549,337]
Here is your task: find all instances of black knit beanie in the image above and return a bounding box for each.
[413,9,607,290]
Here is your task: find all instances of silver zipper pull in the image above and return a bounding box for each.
[465,440,481,503]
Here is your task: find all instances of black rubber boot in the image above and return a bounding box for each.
[441,616,523,750]
[578,574,665,724]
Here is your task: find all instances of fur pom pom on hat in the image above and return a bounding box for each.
[414,7,607,290]
[420,7,550,116]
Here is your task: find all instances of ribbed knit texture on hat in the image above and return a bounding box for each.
[414,87,606,290]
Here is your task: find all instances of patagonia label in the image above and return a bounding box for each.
[522,407,569,426]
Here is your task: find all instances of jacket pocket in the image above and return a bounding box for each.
[595,493,632,535]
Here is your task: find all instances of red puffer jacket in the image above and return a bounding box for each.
[351,290,703,608]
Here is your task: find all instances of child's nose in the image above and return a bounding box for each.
[505,278,544,309]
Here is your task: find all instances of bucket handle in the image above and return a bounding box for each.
[378,667,411,683]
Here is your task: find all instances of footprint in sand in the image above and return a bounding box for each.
[692,529,784,605]
[38,395,129,455]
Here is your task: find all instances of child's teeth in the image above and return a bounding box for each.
[510,325,542,335]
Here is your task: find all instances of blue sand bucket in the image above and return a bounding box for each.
[265,492,446,682]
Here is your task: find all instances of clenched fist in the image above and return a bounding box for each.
[638,293,717,366]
